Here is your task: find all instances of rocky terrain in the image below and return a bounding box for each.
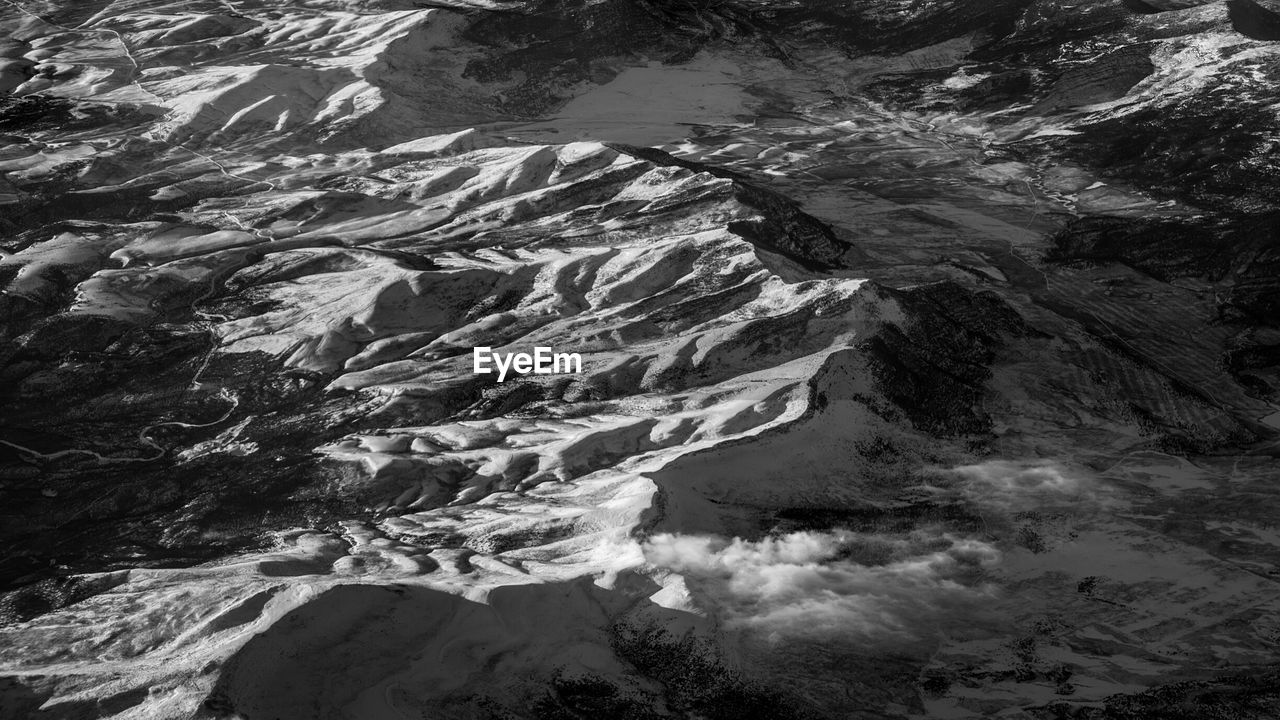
[2,0,1280,718]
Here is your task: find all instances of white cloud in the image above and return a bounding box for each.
[945,460,1096,511]
[642,530,998,643]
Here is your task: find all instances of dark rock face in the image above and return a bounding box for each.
[1049,213,1280,327]
[1229,0,1280,40]
[0,96,150,137]
[859,282,1032,437]
[956,70,1034,110]
[972,0,1131,61]
[1122,0,1215,12]
[1034,45,1156,111]
[0,573,128,626]
[1049,216,1240,284]
[1075,667,1280,719]
[607,143,851,268]
[0,339,370,592]
[1052,102,1280,213]
[1050,213,1280,399]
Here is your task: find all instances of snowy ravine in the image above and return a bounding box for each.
[3,1,1280,718]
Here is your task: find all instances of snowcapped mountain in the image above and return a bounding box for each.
[2,1,1280,718]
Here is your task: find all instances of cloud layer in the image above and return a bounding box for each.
[643,530,999,643]
[946,460,1098,512]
